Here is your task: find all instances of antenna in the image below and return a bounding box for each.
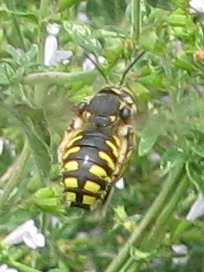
[84,52,110,84]
[119,50,145,86]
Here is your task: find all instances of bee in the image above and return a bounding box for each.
[58,51,145,210]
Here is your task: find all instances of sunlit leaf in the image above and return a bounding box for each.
[161,149,186,175]
[140,31,158,52]
[58,0,79,10]
[130,246,152,261]
[129,82,151,101]
[63,22,101,53]
[186,161,204,194]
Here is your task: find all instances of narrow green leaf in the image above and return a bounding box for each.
[25,44,38,61]
[173,219,194,237]
[7,45,21,59]
[138,73,165,88]
[140,31,158,52]
[130,246,152,261]
[129,82,151,101]
[58,0,79,10]
[174,54,196,72]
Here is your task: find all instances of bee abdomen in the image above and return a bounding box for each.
[61,130,120,210]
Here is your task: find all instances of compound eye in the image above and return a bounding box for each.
[121,107,131,118]
[78,102,87,113]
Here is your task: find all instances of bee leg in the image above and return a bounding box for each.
[112,126,136,181]
[100,185,115,219]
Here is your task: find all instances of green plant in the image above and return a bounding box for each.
[1,0,204,271]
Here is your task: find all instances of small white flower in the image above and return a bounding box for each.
[44,23,60,65]
[115,178,125,189]
[2,219,45,249]
[23,232,45,249]
[189,0,204,14]
[172,255,189,266]
[148,152,161,163]
[186,194,204,221]
[0,264,18,272]
[0,137,4,155]
[56,50,73,65]
[172,244,189,266]
[44,23,73,66]
[44,35,58,66]
[172,244,188,255]
[0,138,15,157]
[50,216,60,227]
[46,23,60,36]
[172,194,204,265]
[77,12,90,24]
[83,54,105,71]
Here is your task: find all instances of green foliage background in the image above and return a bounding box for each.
[1,0,204,271]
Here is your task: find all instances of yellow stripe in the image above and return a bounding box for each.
[85,112,91,119]
[127,150,133,160]
[83,195,96,205]
[105,140,119,157]
[64,177,78,188]
[66,192,76,202]
[66,135,83,149]
[63,161,79,171]
[98,151,115,170]
[62,146,80,160]
[113,135,121,147]
[119,101,127,110]
[111,87,120,95]
[110,115,116,122]
[84,180,101,193]
[89,165,111,183]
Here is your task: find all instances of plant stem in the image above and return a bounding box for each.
[104,163,185,272]
[142,176,189,250]
[131,0,141,41]
[38,0,50,63]
[0,140,30,210]
[39,0,50,18]
[4,0,27,51]
[24,70,98,85]
[7,260,41,272]
[33,0,51,105]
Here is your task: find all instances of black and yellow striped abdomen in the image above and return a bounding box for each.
[61,130,121,210]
